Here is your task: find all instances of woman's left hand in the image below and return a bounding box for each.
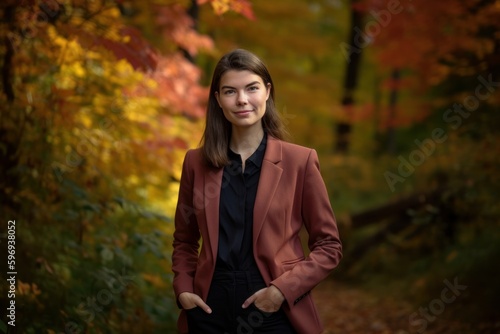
[242,285,285,312]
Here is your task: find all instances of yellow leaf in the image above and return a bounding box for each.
[211,0,231,15]
[142,273,167,288]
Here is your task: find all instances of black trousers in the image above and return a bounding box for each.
[186,270,297,334]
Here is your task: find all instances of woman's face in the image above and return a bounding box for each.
[215,70,270,132]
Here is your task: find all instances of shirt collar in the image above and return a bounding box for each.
[228,132,267,168]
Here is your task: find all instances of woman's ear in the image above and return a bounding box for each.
[266,83,271,100]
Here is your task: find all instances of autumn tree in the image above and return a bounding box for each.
[0,0,253,332]
[362,0,500,139]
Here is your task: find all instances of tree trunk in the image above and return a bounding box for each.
[0,4,19,215]
[373,74,383,155]
[335,0,364,153]
[183,0,199,63]
[385,68,400,154]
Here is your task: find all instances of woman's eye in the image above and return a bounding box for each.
[248,86,258,91]
[223,90,235,95]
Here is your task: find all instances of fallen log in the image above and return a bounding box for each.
[349,188,444,229]
[341,187,449,264]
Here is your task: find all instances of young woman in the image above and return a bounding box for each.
[172,49,342,334]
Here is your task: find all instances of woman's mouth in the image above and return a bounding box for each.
[234,110,252,116]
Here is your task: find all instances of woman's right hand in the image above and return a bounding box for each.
[178,292,212,314]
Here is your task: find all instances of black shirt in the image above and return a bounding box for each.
[216,134,267,271]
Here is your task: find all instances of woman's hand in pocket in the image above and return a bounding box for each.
[179,292,212,314]
[241,285,285,313]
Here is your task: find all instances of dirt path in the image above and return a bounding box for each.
[312,279,491,334]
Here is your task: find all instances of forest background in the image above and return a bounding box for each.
[0,0,499,333]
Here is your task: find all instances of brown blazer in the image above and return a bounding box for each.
[172,136,342,334]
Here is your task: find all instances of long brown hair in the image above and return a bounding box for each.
[200,49,289,168]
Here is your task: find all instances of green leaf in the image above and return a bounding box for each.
[0,319,7,333]
[113,196,126,208]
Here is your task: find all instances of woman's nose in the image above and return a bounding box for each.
[236,92,248,105]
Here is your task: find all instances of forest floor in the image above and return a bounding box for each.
[313,279,498,334]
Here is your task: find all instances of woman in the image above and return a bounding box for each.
[172,49,342,334]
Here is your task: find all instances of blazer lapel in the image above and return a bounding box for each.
[204,167,223,262]
[253,137,283,242]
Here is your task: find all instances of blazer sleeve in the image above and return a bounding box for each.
[271,149,342,307]
[171,150,200,305]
